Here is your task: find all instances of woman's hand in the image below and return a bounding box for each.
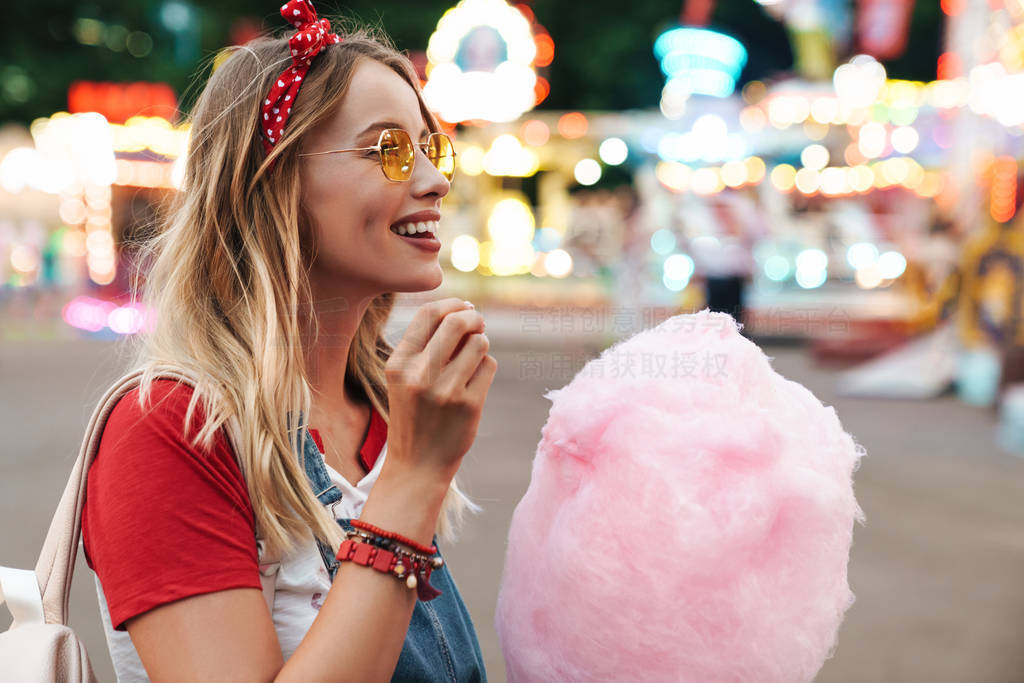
[384,297,497,484]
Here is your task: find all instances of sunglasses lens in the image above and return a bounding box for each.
[427,133,456,182]
[380,129,414,181]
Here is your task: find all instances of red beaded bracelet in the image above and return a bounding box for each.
[345,530,438,568]
[335,537,442,601]
[350,519,437,556]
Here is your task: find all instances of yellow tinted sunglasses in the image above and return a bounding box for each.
[298,128,456,182]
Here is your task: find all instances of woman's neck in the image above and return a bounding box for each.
[301,286,375,411]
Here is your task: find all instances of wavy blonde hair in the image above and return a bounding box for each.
[120,24,478,557]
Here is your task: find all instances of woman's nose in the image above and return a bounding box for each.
[410,146,451,199]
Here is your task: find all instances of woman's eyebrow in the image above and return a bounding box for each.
[357,121,431,141]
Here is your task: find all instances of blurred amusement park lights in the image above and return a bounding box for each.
[857,122,887,159]
[450,234,482,272]
[660,78,691,120]
[890,126,919,154]
[13,113,118,193]
[833,55,887,109]
[664,253,695,281]
[843,243,907,289]
[520,119,550,146]
[800,144,829,171]
[456,144,486,175]
[650,229,677,255]
[654,27,748,100]
[0,104,195,298]
[61,296,155,335]
[543,249,573,278]
[770,163,797,192]
[574,158,601,186]
[532,226,561,252]
[657,113,743,164]
[487,197,535,243]
[557,112,588,139]
[11,1,1024,328]
[877,251,907,279]
[795,248,828,289]
[423,0,539,123]
[483,134,539,176]
[655,161,691,192]
[662,251,696,292]
[990,156,1018,223]
[763,255,791,282]
[598,137,628,166]
[847,242,880,270]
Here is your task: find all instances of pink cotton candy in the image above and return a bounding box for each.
[495,310,865,682]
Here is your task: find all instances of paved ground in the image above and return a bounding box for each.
[3,328,1024,682]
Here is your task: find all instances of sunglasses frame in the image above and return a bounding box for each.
[297,128,457,182]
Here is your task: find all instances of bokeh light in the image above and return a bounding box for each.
[574,158,601,185]
[598,138,628,166]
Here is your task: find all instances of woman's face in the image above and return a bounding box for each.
[299,58,450,303]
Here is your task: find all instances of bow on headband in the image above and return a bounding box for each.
[260,0,341,154]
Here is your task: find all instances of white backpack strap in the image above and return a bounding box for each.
[0,566,45,628]
[32,367,153,625]
[31,363,278,626]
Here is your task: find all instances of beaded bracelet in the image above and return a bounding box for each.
[350,518,437,556]
[335,531,443,601]
[345,530,439,565]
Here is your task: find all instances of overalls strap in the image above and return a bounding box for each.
[293,414,487,682]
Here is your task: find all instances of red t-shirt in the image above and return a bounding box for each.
[82,378,386,631]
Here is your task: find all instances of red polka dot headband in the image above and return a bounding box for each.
[260,0,341,155]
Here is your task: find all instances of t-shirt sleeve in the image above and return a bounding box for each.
[82,378,262,631]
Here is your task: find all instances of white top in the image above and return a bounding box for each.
[95,442,388,681]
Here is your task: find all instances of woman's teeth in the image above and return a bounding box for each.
[390,220,438,237]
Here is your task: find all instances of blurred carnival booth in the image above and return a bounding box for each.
[0,89,186,338]
[6,0,1024,434]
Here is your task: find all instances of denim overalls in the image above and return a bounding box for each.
[295,423,487,682]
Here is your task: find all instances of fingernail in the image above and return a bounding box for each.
[464,300,474,309]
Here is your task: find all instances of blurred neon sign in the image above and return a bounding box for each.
[68,81,178,124]
[654,27,747,98]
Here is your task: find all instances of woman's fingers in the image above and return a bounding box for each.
[387,298,474,385]
[391,298,473,356]
[382,298,498,479]
[437,331,490,390]
[464,353,498,401]
[420,309,486,377]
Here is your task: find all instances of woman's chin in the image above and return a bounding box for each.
[393,266,444,292]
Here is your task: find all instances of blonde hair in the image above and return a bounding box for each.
[120,24,478,557]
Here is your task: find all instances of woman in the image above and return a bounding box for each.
[81,2,496,680]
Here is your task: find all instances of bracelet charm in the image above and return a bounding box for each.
[335,528,443,601]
